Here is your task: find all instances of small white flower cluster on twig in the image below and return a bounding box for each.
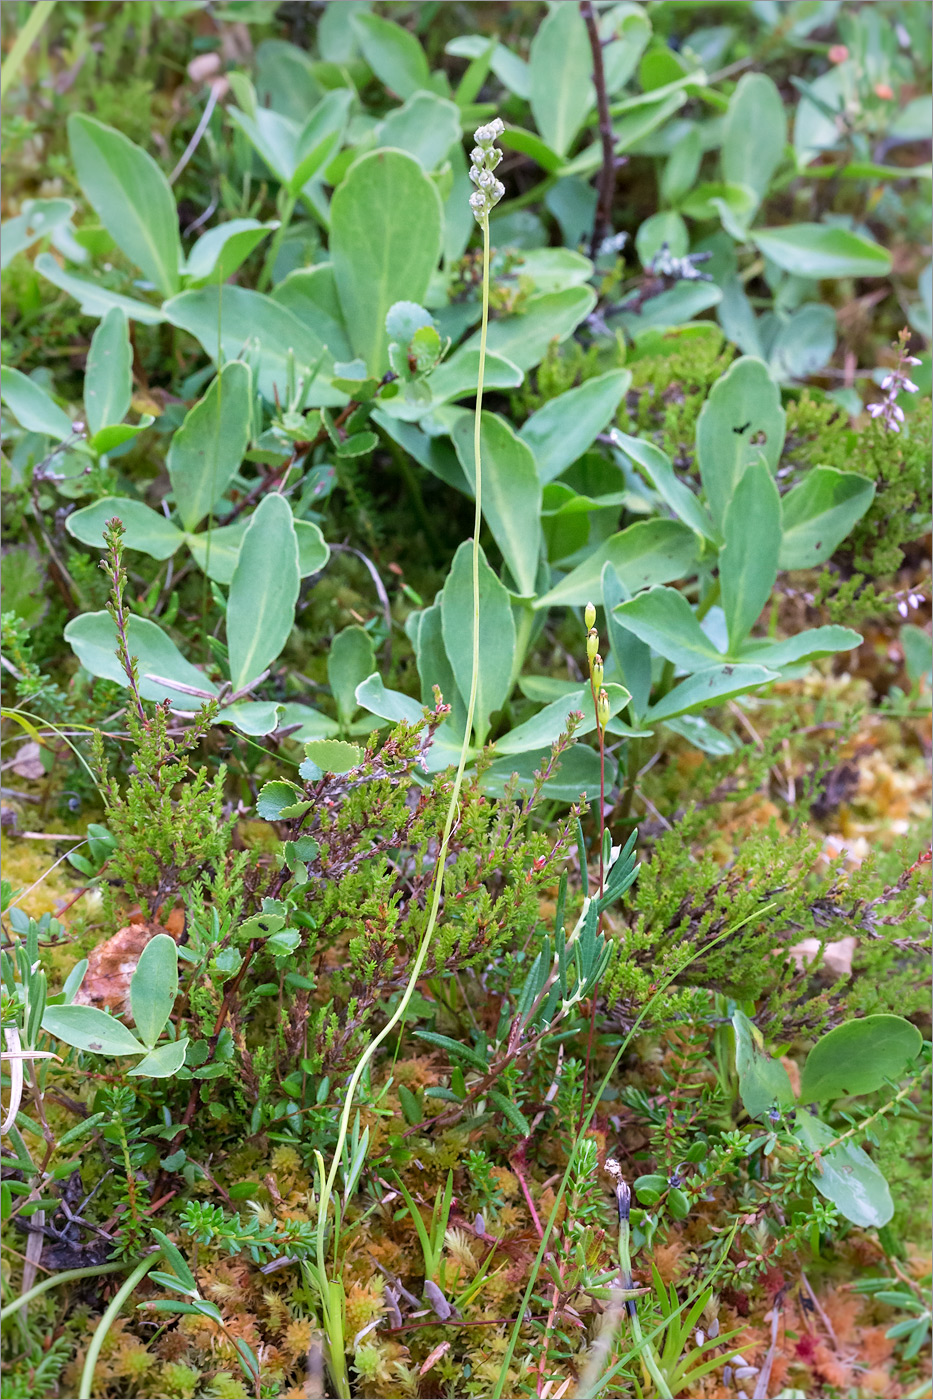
[868,330,921,433]
[469,118,505,225]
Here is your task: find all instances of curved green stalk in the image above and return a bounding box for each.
[78,1255,157,1400]
[615,1191,673,1400]
[0,1259,128,1323]
[311,217,492,1397]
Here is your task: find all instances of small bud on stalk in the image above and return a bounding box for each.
[586,628,599,663]
[584,601,597,630]
[597,688,610,731]
[468,118,505,224]
[592,655,604,690]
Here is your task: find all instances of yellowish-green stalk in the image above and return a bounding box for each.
[311,216,492,1396]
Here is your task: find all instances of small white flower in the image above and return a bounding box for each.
[470,147,484,164]
[903,378,919,393]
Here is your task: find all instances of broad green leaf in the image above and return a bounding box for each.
[464,288,597,372]
[272,264,353,364]
[440,541,516,747]
[793,62,855,167]
[794,1112,893,1229]
[529,1,595,157]
[184,219,277,285]
[412,602,466,732]
[376,91,460,170]
[517,247,594,294]
[130,934,178,1048]
[66,496,184,560]
[389,348,522,422]
[328,625,375,726]
[768,303,837,382]
[612,429,714,539]
[255,37,321,122]
[34,252,165,325]
[799,1015,923,1104]
[372,411,469,493]
[721,73,786,204]
[636,210,688,265]
[483,744,602,801]
[603,562,652,719]
[221,702,284,736]
[42,1004,145,1057]
[67,114,181,298]
[535,519,698,610]
[617,280,722,336]
[696,356,785,536]
[0,197,74,270]
[303,739,363,774]
[164,286,345,406]
[613,586,722,672]
[495,682,630,756]
[128,1039,189,1078]
[290,91,352,192]
[647,663,776,722]
[319,1,371,63]
[452,412,542,596]
[0,366,72,441]
[226,492,300,691]
[753,224,892,280]
[83,307,132,435]
[352,11,430,99]
[740,625,862,670]
[445,35,530,99]
[89,419,154,456]
[520,371,632,484]
[256,780,307,820]
[732,1009,795,1120]
[720,461,781,651]
[229,105,301,184]
[499,124,564,174]
[330,150,442,375]
[660,126,701,206]
[779,466,875,570]
[601,4,652,93]
[355,673,424,725]
[167,362,252,533]
[294,521,329,577]
[64,611,219,708]
[184,520,248,584]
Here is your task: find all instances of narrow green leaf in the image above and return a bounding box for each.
[440,541,516,747]
[328,625,375,726]
[1,365,72,441]
[226,493,300,691]
[489,1090,532,1138]
[613,586,722,672]
[41,1004,145,1057]
[529,1,594,157]
[167,362,252,533]
[412,1030,489,1073]
[721,73,786,203]
[779,466,875,570]
[130,934,178,1048]
[696,356,785,537]
[452,412,542,596]
[331,150,442,375]
[753,223,892,279]
[720,460,781,651]
[84,307,132,436]
[67,114,181,298]
[520,371,632,485]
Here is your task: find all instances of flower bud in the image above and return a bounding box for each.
[597,688,610,730]
[591,655,604,690]
[584,602,596,630]
[586,628,599,662]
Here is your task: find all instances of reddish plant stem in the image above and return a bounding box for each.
[580,0,618,259]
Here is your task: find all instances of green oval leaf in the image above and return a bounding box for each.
[130,934,178,1049]
[167,362,252,533]
[129,1039,190,1078]
[1,365,72,441]
[452,411,542,597]
[67,114,181,298]
[440,540,516,748]
[42,1004,145,1057]
[799,1015,923,1104]
[753,224,892,280]
[795,1112,893,1229]
[66,497,184,561]
[64,610,219,708]
[696,356,785,538]
[226,493,300,692]
[331,149,442,375]
[520,370,632,486]
[84,307,132,436]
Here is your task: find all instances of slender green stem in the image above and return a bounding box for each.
[0,1260,128,1323]
[312,217,492,1396]
[78,1255,157,1400]
[616,1207,673,1400]
[0,1,56,100]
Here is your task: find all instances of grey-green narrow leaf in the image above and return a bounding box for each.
[520,370,632,485]
[452,412,542,596]
[721,73,786,204]
[328,625,375,726]
[778,467,875,570]
[732,1009,795,1120]
[331,150,442,375]
[226,492,301,692]
[529,1,594,157]
[84,307,132,436]
[696,356,785,537]
[130,934,179,1048]
[1,366,73,441]
[67,114,181,298]
[719,460,782,651]
[440,541,516,748]
[167,362,252,533]
[42,1004,145,1057]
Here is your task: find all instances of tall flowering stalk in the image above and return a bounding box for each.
[310,121,505,1398]
[868,328,921,433]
